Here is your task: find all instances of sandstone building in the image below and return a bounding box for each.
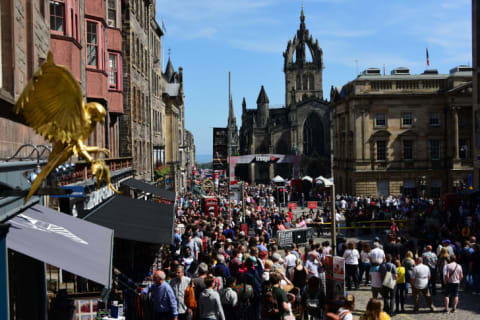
[162,57,186,191]
[331,66,473,197]
[238,9,330,182]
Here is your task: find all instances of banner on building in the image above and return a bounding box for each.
[212,128,228,170]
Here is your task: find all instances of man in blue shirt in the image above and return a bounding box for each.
[142,270,178,320]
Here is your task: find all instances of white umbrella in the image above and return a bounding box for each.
[302,176,313,183]
[315,176,333,187]
[272,175,285,183]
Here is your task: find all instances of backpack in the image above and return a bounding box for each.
[262,287,280,319]
[305,291,323,318]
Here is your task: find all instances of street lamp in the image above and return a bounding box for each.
[417,176,427,198]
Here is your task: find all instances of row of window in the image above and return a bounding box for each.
[132,0,149,30]
[296,74,315,91]
[132,33,149,76]
[370,80,447,91]
[375,112,440,128]
[376,180,442,198]
[376,139,469,161]
[152,73,161,97]
[153,110,162,134]
[132,87,151,124]
[50,1,122,89]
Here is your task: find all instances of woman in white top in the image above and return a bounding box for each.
[343,241,360,290]
[359,242,372,286]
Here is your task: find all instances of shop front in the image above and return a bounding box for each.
[6,205,114,320]
[84,195,175,319]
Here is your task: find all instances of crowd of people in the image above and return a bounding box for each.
[137,181,480,320]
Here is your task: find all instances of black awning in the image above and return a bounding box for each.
[84,195,174,244]
[121,178,176,201]
[7,205,113,288]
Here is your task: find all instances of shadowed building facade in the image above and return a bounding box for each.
[239,9,331,182]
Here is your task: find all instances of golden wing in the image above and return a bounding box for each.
[14,52,86,144]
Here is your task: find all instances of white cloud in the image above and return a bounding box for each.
[184,27,217,40]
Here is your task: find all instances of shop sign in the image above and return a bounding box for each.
[84,184,116,211]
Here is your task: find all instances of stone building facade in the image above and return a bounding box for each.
[162,57,186,192]
[239,9,330,182]
[0,0,50,159]
[473,0,480,189]
[184,130,195,189]
[331,67,473,197]
[119,0,155,181]
[150,19,165,182]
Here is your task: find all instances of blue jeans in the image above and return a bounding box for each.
[359,262,371,284]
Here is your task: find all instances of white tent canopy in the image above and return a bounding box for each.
[272,175,285,183]
[316,176,333,187]
[302,176,313,183]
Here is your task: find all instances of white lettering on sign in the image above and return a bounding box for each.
[84,184,117,211]
[255,156,269,162]
[12,214,88,245]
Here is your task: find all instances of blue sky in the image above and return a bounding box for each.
[156,0,472,156]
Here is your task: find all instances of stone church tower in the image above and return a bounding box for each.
[284,8,324,106]
[238,8,331,181]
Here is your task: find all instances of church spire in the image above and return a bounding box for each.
[228,72,236,124]
[300,1,306,30]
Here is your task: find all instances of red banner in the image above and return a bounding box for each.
[287,202,297,209]
[308,201,318,209]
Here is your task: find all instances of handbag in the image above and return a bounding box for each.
[382,264,396,289]
[283,303,295,320]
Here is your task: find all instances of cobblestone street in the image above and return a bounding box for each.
[349,285,480,320]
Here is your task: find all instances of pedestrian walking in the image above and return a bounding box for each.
[411,257,435,312]
[422,245,438,295]
[443,255,463,313]
[142,270,179,320]
[379,254,397,316]
[198,275,225,320]
[343,242,360,290]
[359,243,371,286]
[170,266,191,320]
[394,260,406,313]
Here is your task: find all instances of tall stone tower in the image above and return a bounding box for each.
[283,8,324,106]
[227,73,239,156]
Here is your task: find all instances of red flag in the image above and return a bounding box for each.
[426,48,430,66]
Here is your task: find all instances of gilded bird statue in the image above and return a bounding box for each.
[15,52,120,203]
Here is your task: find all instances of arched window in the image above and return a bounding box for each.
[296,75,301,90]
[303,113,324,156]
[309,74,314,90]
[303,74,308,90]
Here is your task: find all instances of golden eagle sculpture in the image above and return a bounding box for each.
[15,51,120,203]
